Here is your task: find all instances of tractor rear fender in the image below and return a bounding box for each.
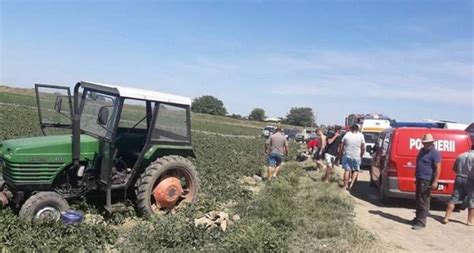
[143,145,196,162]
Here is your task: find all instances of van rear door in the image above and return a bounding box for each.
[370,130,392,184]
[394,129,470,195]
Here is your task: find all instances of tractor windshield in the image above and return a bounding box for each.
[80,90,119,139]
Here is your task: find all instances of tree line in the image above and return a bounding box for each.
[191,95,315,127]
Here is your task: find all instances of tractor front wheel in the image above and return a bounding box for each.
[136,155,199,216]
[19,191,69,222]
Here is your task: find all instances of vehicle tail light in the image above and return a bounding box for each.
[388,160,397,177]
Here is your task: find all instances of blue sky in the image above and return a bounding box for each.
[1,0,472,125]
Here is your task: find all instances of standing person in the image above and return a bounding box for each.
[411,133,441,230]
[340,124,365,190]
[442,144,474,226]
[322,126,342,182]
[265,127,289,179]
[317,128,327,160]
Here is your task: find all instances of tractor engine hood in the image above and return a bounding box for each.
[0,135,99,164]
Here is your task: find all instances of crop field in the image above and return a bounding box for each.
[0,87,375,251]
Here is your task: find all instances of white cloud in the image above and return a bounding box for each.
[265,42,473,104]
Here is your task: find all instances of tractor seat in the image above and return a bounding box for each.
[115,132,147,163]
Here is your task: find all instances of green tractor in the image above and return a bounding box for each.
[0,81,199,221]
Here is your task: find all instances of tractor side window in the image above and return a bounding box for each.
[119,99,148,129]
[36,86,72,126]
[153,104,189,142]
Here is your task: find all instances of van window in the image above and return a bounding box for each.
[363,132,380,144]
[466,123,474,133]
[381,132,392,156]
[377,132,385,148]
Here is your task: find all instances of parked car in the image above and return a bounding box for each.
[284,128,298,140]
[369,127,472,204]
[262,125,276,138]
[295,128,315,143]
[295,132,305,142]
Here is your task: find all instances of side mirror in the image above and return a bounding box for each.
[366,145,373,154]
[97,106,109,126]
[90,92,98,100]
[54,97,63,113]
[370,146,378,154]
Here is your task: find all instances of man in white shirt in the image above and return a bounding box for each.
[340,124,365,190]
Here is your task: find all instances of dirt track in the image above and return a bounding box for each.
[348,170,473,252]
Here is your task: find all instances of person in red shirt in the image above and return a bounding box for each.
[307,136,319,154]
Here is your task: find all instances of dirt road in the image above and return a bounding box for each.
[349,170,473,252]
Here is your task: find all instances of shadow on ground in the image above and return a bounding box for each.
[349,175,448,212]
[368,210,411,225]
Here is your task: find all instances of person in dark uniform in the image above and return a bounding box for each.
[412,133,441,230]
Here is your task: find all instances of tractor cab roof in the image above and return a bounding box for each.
[80,81,192,106]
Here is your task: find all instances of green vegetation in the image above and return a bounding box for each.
[249,108,266,121]
[0,92,38,107]
[0,209,117,252]
[192,119,260,136]
[191,95,227,116]
[284,107,316,127]
[0,87,374,251]
[0,104,41,140]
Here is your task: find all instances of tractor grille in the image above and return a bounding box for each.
[1,158,63,185]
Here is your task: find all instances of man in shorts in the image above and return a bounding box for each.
[443,144,474,226]
[265,127,289,179]
[322,126,342,182]
[340,124,365,190]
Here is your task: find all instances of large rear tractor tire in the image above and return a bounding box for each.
[19,191,69,222]
[136,155,199,216]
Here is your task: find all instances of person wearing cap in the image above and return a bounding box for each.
[442,143,474,226]
[265,127,289,179]
[412,133,441,230]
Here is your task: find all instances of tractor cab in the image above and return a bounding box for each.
[0,81,199,221]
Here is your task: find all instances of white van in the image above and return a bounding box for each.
[361,119,391,166]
